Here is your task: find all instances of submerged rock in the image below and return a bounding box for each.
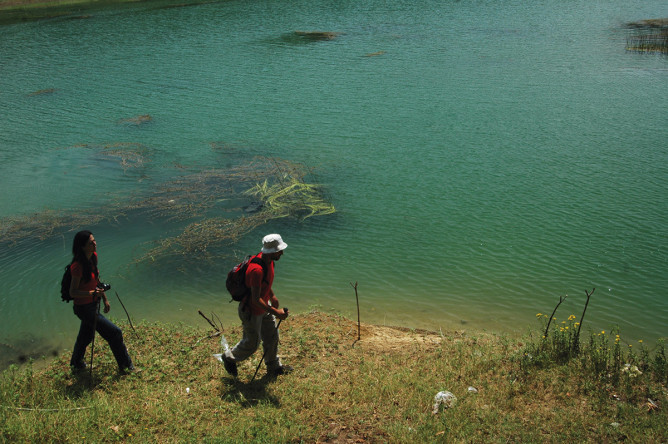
[243,201,264,213]
[118,114,153,125]
[294,31,341,41]
[28,88,56,96]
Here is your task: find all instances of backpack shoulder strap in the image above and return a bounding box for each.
[249,256,268,284]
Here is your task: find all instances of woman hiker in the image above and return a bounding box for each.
[68,230,134,374]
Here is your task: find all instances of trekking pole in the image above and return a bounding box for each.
[89,297,100,385]
[251,308,287,383]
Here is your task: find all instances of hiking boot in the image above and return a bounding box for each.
[70,362,87,373]
[270,364,293,377]
[222,355,238,377]
[119,365,140,375]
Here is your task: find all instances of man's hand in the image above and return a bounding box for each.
[103,296,111,313]
[275,307,289,320]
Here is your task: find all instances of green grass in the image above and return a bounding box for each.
[1,310,666,442]
[0,0,218,24]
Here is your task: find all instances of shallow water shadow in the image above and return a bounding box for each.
[0,336,60,372]
[265,31,342,47]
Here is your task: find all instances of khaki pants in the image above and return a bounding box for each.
[225,304,282,371]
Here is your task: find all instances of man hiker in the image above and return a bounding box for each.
[223,234,292,378]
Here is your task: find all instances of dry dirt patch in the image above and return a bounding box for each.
[354,324,444,353]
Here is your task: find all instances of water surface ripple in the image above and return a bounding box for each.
[0,0,666,366]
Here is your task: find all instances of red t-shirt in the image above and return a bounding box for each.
[70,253,99,305]
[245,253,274,315]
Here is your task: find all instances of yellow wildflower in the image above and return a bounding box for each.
[639,340,643,343]
[601,330,605,334]
[536,313,543,317]
[568,315,576,321]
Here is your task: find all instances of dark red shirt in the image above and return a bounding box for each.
[245,253,274,315]
[70,253,99,305]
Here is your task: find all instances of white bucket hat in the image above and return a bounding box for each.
[261,234,288,254]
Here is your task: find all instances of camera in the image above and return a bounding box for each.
[97,283,111,292]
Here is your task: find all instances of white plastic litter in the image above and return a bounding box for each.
[432,391,457,414]
[621,363,642,377]
[467,386,478,393]
[213,334,231,363]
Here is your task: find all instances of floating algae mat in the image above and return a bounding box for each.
[0,155,335,264]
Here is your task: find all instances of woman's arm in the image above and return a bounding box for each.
[69,274,99,299]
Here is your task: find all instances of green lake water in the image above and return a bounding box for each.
[0,0,666,367]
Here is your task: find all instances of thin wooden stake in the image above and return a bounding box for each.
[544,295,567,338]
[573,288,595,353]
[350,282,360,341]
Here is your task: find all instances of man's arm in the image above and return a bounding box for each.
[251,285,288,320]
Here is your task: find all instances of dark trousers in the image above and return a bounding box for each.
[70,302,132,370]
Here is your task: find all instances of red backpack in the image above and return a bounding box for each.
[225,255,267,302]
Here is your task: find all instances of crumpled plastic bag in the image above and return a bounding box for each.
[432,391,457,414]
[213,334,231,362]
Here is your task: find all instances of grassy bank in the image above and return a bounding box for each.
[1,310,666,442]
[0,0,216,25]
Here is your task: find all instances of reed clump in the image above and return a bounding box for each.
[626,18,668,54]
[518,291,668,411]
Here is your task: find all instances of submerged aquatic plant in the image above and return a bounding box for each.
[0,154,336,265]
[243,177,336,220]
[135,160,335,263]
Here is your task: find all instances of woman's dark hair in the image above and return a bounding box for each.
[71,230,98,283]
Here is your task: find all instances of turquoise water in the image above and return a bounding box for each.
[1,0,666,366]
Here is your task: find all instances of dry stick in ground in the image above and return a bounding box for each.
[350,281,361,342]
[544,295,567,338]
[212,312,224,332]
[194,310,222,346]
[572,287,595,352]
[115,291,137,338]
[198,310,220,332]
